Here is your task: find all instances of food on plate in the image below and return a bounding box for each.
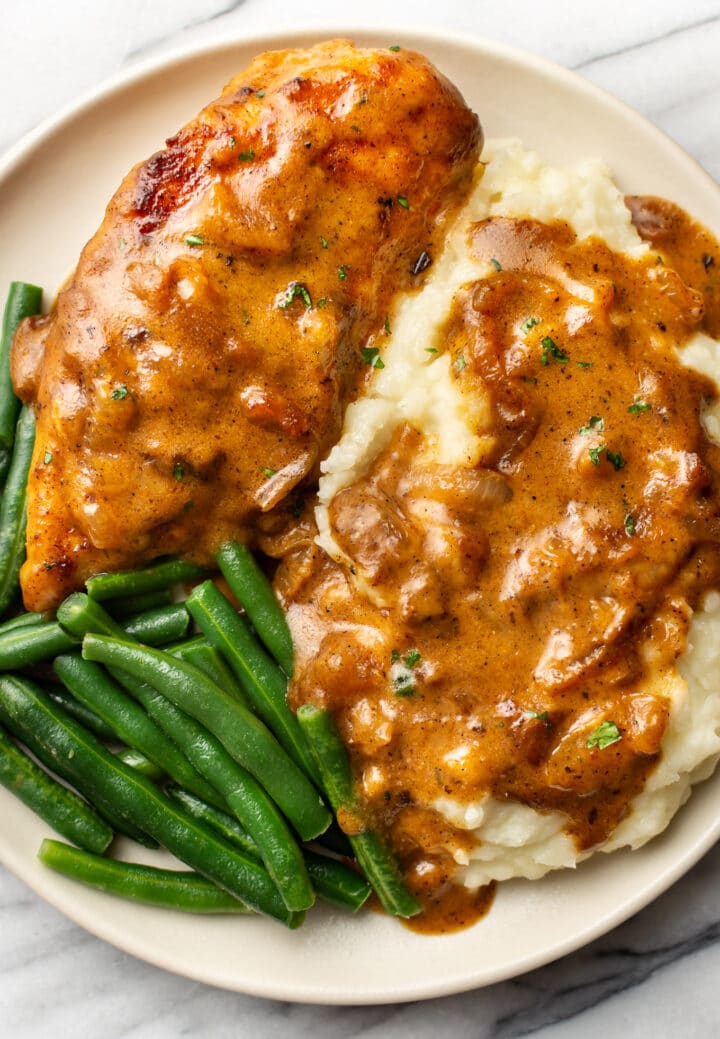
[2,40,720,935]
[11,39,479,611]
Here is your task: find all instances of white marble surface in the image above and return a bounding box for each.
[2,1,720,1034]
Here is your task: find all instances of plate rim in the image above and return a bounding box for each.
[1,22,719,1004]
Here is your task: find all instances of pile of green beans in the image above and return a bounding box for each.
[0,283,419,928]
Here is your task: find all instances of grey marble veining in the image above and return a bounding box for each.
[1,1,720,1035]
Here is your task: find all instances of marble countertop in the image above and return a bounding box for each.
[2,1,720,1034]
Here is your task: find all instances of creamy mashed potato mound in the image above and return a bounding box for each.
[316,140,720,888]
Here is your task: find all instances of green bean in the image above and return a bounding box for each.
[0,406,35,616]
[186,581,319,786]
[0,611,46,635]
[0,282,42,449]
[82,633,331,842]
[39,839,252,913]
[170,637,251,708]
[53,654,222,807]
[0,600,189,672]
[0,685,157,848]
[0,675,302,926]
[297,704,421,918]
[0,723,112,853]
[216,542,294,676]
[0,621,76,670]
[86,558,207,602]
[107,589,172,618]
[0,447,10,489]
[45,685,117,740]
[110,666,313,912]
[168,787,370,913]
[123,603,190,645]
[115,747,164,781]
[57,593,189,648]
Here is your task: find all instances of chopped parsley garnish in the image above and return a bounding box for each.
[173,462,185,482]
[579,415,604,436]
[229,136,237,148]
[394,680,415,697]
[277,282,312,309]
[397,195,409,209]
[525,709,551,725]
[425,347,438,354]
[238,149,256,162]
[521,376,538,385]
[384,315,392,335]
[606,450,626,471]
[490,257,503,272]
[350,124,361,134]
[624,511,636,536]
[338,265,348,280]
[111,385,129,400]
[586,720,622,749]
[404,650,421,668]
[256,90,266,99]
[185,234,204,247]
[540,336,569,365]
[259,466,276,479]
[521,316,540,332]
[320,236,328,249]
[388,44,401,51]
[43,451,53,465]
[316,297,328,308]
[290,495,304,519]
[576,360,593,369]
[390,649,401,664]
[588,444,606,465]
[628,399,651,414]
[455,355,467,373]
[361,346,385,369]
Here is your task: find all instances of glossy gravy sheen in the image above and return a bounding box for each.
[268,197,720,931]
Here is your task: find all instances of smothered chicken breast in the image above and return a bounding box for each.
[11,39,480,611]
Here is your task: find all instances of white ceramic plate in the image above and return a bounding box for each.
[1,26,719,1005]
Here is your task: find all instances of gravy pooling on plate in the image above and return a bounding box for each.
[264,197,720,931]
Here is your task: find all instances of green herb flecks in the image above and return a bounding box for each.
[455,355,467,373]
[111,386,129,401]
[606,450,626,471]
[586,720,622,750]
[388,44,401,51]
[628,399,651,414]
[624,511,636,536]
[277,282,312,310]
[338,265,348,281]
[173,462,185,482]
[361,346,385,370]
[525,710,551,726]
[384,316,392,335]
[490,257,503,272]
[579,416,604,436]
[320,236,328,249]
[576,360,593,369]
[588,444,606,466]
[238,150,255,162]
[521,316,540,332]
[185,234,204,247]
[259,466,276,479]
[540,336,569,366]
[397,196,409,209]
[43,451,53,465]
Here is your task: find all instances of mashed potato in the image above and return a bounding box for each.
[315,140,720,888]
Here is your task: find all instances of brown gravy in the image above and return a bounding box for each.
[267,198,720,933]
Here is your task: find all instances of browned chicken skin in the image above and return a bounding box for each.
[12,40,481,611]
